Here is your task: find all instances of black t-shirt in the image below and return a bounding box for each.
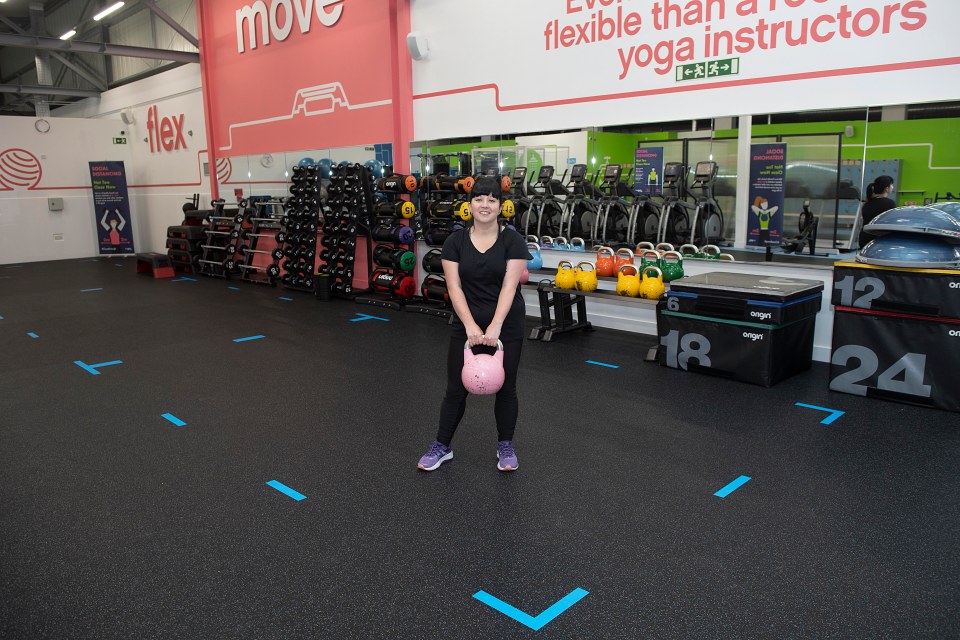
[441,226,531,342]
[859,197,897,248]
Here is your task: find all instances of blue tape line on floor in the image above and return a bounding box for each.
[266,480,306,501]
[170,277,197,282]
[715,475,751,498]
[233,335,266,343]
[228,286,241,291]
[161,413,186,427]
[278,296,293,301]
[351,313,390,322]
[473,588,589,631]
[585,360,619,369]
[80,288,103,292]
[74,360,123,375]
[27,332,38,339]
[795,402,845,425]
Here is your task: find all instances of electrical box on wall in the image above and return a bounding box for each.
[48,197,64,211]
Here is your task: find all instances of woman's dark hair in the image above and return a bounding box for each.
[471,175,502,201]
[866,175,894,199]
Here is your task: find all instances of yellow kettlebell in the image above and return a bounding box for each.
[575,261,598,292]
[616,264,640,297]
[555,260,577,290]
[500,199,516,218]
[639,266,666,300]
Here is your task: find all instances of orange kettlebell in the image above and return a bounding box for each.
[639,266,666,300]
[636,241,656,254]
[595,246,616,277]
[615,248,635,270]
[616,264,640,297]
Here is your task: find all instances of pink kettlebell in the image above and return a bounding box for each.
[462,340,505,395]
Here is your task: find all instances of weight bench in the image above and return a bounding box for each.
[136,252,176,279]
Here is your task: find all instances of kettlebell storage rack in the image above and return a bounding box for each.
[319,163,376,299]
[355,168,419,311]
[527,281,666,341]
[279,165,323,292]
[238,200,285,286]
[198,199,244,280]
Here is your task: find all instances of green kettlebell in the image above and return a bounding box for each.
[641,249,662,271]
[661,250,684,282]
[701,244,721,260]
[679,243,701,259]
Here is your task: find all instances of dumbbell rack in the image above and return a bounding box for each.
[279,165,322,292]
[198,200,244,280]
[355,170,418,311]
[238,201,285,285]
[319,163,375,299]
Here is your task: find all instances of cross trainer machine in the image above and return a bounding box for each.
[655,162,694,245]
[594,164,634,245]
[686,161,725,246]
[560,163,602,241]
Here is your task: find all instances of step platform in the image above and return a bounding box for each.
[136,252,176,279]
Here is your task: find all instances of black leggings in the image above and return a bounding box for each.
[436,336,522,446]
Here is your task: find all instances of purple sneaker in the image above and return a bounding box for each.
[418,441,453,471]
[496,440,518,472]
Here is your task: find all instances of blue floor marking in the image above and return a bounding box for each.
[473,588,589,631]
[351,313,390,322]
[170,277,197,282]
[266,480,307,501]
[161,413,186,427]
[27,332,38,339]
[795,402,845,425]
[715,475,752,498]
[585,360,619,369]
[228,286,241,291]
[80,287,103,292]
[278,296,293,301]
[233,335,266,342]
[74,360,123,375]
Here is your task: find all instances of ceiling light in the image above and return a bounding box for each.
[93,2,125,21]
[59,29,77,40]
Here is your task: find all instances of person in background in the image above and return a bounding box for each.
[858,175,896,248]
[417,176,530,473]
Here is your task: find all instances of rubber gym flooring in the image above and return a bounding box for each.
[1,258,957,640]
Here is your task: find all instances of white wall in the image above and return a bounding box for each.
[0,117,135,263]
[0,64,214,263]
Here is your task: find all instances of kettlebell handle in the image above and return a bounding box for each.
[679,244,699,256]
[662,250,683,263]
[463,339,505,351]
[642,265,663,278]
[576,261,595,272]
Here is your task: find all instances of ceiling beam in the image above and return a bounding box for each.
[0,13,107,91]
[0,32,200,63]
[140,0,199,48]
[0,83,101,97]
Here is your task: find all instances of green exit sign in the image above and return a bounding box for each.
[676,57,740,82]
[112,137,127,144]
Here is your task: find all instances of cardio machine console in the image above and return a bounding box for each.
[602,163,622,184]
[569,163,587,183]
[537,165,555,184]
[693,161,718,185]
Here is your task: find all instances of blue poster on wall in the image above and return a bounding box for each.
[633,146,664,195]
[747,143,786,247]
[89,161,135,255]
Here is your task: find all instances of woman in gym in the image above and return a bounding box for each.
[417,175,530,472]
[858,175,896,249]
